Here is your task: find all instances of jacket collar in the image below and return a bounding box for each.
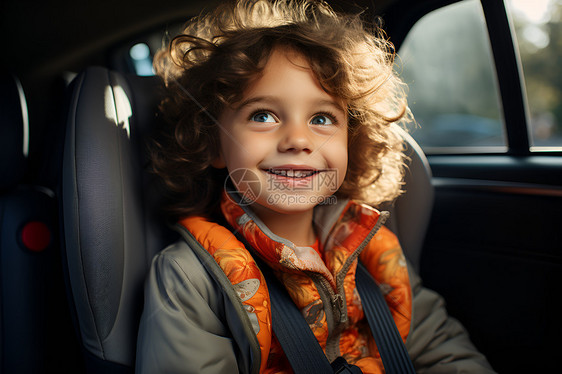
[221,190,387,285]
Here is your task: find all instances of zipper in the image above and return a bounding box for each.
[309,272,347,361]
[307,211,389,361]
[310,273,347,323]
[335,211,389,289]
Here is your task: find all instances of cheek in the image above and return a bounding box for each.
[337,150,348,187]
[330,138,348,188]
[220,135,266,172]
[219,127,245,169]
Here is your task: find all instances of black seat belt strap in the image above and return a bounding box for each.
[227,226,332,371]
[355,262,416,374]
[231,227,411,373]
[259,260,335,373]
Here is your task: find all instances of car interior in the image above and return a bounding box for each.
[1,0,561,373]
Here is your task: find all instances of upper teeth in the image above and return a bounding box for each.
[270,169,315,177]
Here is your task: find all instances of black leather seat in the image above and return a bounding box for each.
[384,127,434,272]
[60,66,433,372]
[60,67,176,372]
[0,75,59,373]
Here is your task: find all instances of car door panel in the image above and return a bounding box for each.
[420,156,562,372]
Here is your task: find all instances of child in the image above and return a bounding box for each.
[136,0,495,373]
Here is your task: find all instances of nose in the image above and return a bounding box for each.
[277,120,313,153]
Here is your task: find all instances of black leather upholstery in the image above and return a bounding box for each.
[0,75,27,191]
[61,67,176,371]
[60,67,433,372]
[0,75,59,373]
[384,128,434,272]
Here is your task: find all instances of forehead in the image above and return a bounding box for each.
[239,46,346,110]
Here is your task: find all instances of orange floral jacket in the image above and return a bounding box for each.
[178,192,412,374]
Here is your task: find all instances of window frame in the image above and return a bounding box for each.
[384,0,559,155]
[481,0,530,155]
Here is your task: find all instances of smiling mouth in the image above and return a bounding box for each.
[265,169,319,178]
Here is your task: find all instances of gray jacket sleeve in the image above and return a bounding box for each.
[135,243,239,374]
[406,266,496,373]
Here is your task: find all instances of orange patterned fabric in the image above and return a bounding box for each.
[179,216,273,373]
[179,193,412,374]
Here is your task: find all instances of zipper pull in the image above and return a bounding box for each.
[333,294,347,323]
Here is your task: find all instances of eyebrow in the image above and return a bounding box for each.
[235,95,346,113]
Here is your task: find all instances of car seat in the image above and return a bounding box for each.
[59,66,433,372]
[0,75,60,373]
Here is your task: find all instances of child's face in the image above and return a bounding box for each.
[216,47,348,215]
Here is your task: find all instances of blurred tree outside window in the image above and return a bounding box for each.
[397,0,505,152]
[507,0,562,148]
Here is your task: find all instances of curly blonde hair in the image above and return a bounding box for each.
[152,0,410,220]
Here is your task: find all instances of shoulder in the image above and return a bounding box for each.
[360,225,404,272]
[151,240,204,281]
[370,225,401,251]
[148,239,224,307]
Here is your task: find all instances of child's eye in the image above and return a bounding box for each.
[251,111,276,123]
[310,113,335,126]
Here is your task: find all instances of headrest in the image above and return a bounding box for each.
[0,75,28,190]
[383,127,434,272]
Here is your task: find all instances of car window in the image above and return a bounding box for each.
[506,0,562,149]
[397,0,505,153]
[110,23,184,76]
[129,43,154,76]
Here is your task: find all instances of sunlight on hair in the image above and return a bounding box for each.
[151,0,413,217]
